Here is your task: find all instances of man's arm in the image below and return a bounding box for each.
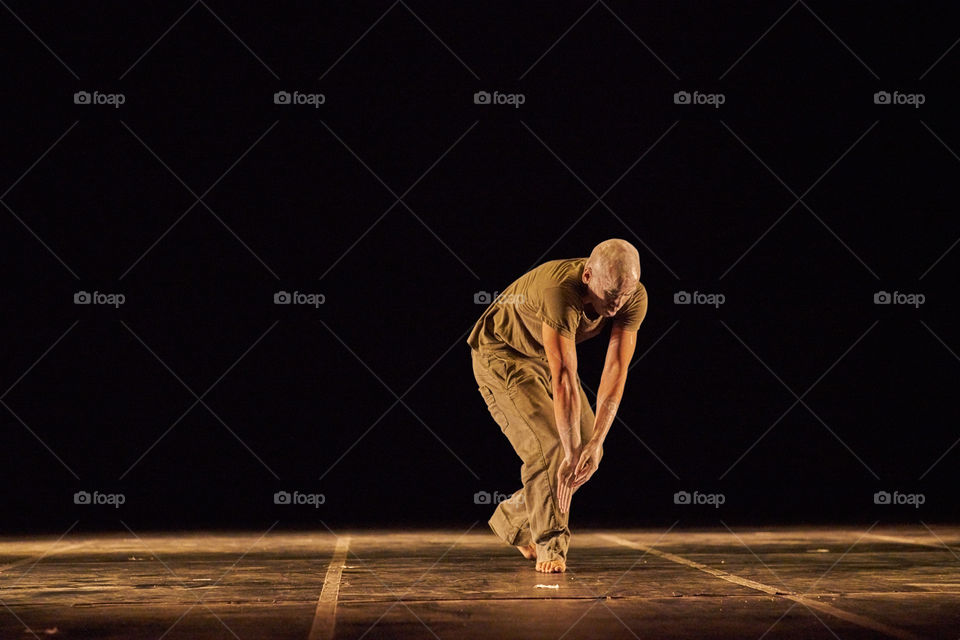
[592,323,637,445]
[571,323,637,489]
[542,321,581,458]
[542,321,581,513]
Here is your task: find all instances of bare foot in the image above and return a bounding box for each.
[536,558,566,573]
[515,544,536,560]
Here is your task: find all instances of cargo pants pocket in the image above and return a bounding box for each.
[478,384,510,433]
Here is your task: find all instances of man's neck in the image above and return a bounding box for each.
[582,299,600,320]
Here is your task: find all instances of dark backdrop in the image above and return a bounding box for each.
[1,1,958,534]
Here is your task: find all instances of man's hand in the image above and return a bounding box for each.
[572,439,601,490]
[556,448,581,513]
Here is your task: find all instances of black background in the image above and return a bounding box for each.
[1,1,958,534]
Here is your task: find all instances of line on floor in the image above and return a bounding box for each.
[600,533,922,640]
[308,535,351,640]
[865,532,960,554]
[0,542,90,574]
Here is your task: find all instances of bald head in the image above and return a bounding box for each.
[582,239,641,317]
[586,239,640,286]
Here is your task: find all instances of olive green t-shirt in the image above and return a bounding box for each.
[466,257,648,359]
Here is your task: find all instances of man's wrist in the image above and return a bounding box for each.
[563,442,582,461]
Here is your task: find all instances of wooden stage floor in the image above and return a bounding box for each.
[1,525,957,639]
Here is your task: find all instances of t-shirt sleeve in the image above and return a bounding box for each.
[614,283,648,331]
[538,286,581,339]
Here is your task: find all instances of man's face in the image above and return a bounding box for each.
[584,268,636,317]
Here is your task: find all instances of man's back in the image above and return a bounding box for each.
[467,258,647,359]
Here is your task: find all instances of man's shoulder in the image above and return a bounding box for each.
[623,280,648,309]
[612,280,649,330]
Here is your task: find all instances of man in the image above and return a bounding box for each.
[467,238,648,573]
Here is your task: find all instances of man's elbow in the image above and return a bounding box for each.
[605,360,624,380]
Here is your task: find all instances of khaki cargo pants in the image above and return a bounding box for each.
[471,347,601,563]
